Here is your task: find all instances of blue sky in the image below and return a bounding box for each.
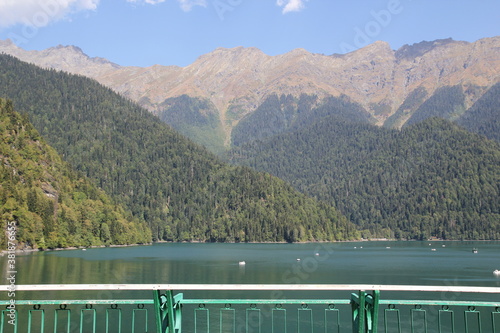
[0,0,499,67]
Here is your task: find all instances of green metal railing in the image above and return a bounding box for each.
[1,284,499,332]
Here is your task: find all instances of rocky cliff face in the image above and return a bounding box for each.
[1,36,499,133]
[0,39,120,77]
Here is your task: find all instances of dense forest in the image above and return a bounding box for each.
[157,95,226,154]
[228,116,500,240]
[457,82,500,143]
[404,86,466,127]
[0,54,359,244]
[0,99,151,249]
[153,83,500,155]
[383,84,495,131]
[231,93,373,146]
[2,52,498,246]
[383,86,429,129]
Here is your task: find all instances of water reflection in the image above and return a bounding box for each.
[2,241,500,288]
[3,241,500,332]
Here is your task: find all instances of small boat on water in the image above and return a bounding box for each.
[238,261,245,265]
[472,248,478,254]
[493,270,500,275]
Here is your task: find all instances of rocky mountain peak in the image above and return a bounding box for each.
[359,40,392,53]
[0,38,14,47]
[395,38,465,60]
[193,46,269,67]
[0,40,120,77]
[51,44,85,54]
[1,36,499,144]
[284,48,311,56]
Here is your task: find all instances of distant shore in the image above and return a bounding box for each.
[0,242,153,256]
[3,238,497,256]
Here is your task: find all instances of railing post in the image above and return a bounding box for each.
[154,289,183,333]
[351,290,379,333]
[352,291,365,333]
[154,290,166,333]
[366,290,379,333]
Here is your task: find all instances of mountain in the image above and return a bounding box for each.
[456,81,500,142]
[1,37,499,151]
[0,39,120,77]
[0,98,151,250]
[227,117,500,240]
[231,93,374,147]
[0,53,359,243]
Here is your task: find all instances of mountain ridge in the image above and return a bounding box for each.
[1,36,499,148]
[227,116,500,240]
[0,98,151,249]
[0,39,121,77]
[0,53,359,243]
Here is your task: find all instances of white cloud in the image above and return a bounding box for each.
[276,0,307,14]
[126,0,166,4]
[127,0,206,11]
[0,0,99,28]
[0,0,206,29]
[177,0,207,12]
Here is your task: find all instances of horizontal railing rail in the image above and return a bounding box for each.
[1,284,499,332]
[3,283,500,292]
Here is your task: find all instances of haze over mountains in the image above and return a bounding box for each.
[1,36,499,151]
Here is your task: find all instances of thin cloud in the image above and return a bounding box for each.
[177,0,207,12]
[0,0,208,29]
[126,0,166,4]
[0,0,99,28]
[127,0,207,11]
[277,0,308,14]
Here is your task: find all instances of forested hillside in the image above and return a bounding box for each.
[0,54,359,243]
[157,95,226,154]
[457,82,500,143]
[0,99,151,249]
[228,117,500,240]
[404,86,466,127]
[383,87,429,128]
[231,94,374,147]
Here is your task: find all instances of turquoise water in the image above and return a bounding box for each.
[2,241,500,332]
[5,241,500,286]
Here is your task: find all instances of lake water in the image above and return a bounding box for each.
[2,241,500,332]
[5,241,500,287]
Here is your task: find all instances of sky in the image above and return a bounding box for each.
[0,0,499,67]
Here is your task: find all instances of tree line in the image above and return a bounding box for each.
[0,98,151,249]
[0,54,359,246]
[228,115,500,240]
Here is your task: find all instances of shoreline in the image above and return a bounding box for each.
[0,242,153,256]
[2,238,497,256]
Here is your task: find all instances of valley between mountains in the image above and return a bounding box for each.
[0,36,499,248]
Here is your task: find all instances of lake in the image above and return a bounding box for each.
[2,241,500,332]
[5,241,500,287]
